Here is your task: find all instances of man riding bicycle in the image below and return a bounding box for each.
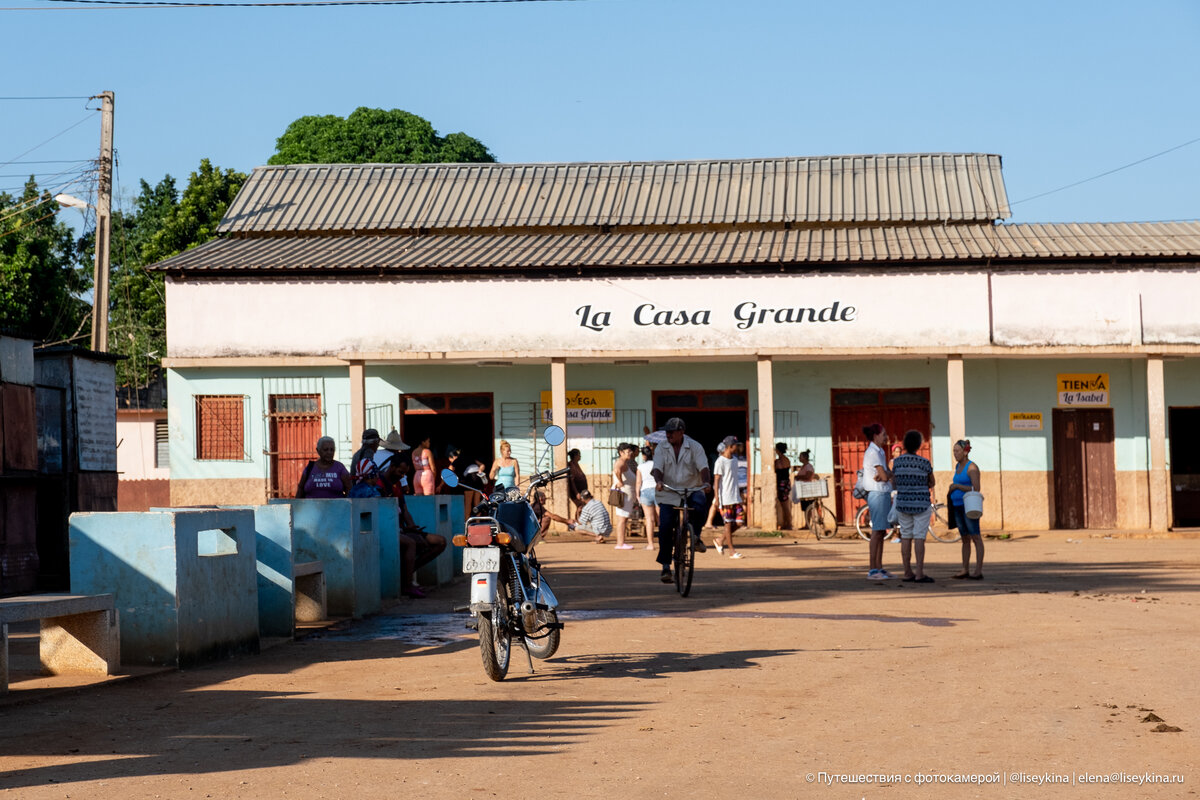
[651,417,713,583]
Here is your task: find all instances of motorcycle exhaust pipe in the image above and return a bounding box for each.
[520,601,538,632]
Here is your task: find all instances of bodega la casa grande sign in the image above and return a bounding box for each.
[1057,373,1109,407]
[540,390,615,423]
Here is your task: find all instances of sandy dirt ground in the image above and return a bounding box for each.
[1,530,1197,799]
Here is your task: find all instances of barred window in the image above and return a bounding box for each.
[155,418,170,469]
[195,395,246,460]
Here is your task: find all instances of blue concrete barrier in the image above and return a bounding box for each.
[69,509,260,667]
[269,498,386,618]
[408,495,463,587]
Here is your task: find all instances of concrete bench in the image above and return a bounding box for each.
[292,560,327,622]
[0,594,119,694]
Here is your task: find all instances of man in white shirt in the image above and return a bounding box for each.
[712,435,744,558]
[651,417,713,583]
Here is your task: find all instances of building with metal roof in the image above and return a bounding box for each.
[154,153,1200,536]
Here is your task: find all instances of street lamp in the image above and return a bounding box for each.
[55,191,110,352]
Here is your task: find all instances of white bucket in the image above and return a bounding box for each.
[963,491,984,519]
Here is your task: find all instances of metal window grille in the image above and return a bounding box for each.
[154,418,170,469]
[195,395,248,461]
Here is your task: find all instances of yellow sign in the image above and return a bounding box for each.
[540,390,615,423]
[1009,412,1043,431]
[1056,373,1109,407]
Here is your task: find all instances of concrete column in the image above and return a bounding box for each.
[1147,356,1169,532]
[947,355,966,445]
[348,361,366,441]
[550,358,569,521]
[756,356,777,531]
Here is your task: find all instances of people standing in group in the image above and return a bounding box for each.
[892,430,936,583]
[489,439,520,491]
[635,445,659,550]
[412,436,436,495]
[774,442,792,530]
[862,422,897,581]
[567,448,589,523]
[610,442,638,550]
[651,417,713,583]
[295,436,351,498]
[949,439,985,579]
[703,441,727,530]
[712,435,744,559]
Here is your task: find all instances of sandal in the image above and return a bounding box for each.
[914,575,935,583]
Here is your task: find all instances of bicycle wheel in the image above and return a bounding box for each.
[811,502,838,539]
[855,504,873,540]
[674,517,695,597]
[927,504,960,543]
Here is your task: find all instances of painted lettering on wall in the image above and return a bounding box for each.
[575,300,857,332]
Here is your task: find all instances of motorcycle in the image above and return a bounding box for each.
[443,425,569,681]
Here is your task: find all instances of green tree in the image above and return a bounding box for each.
[268,107,495,165]
[0,178,90,344]
[105,160,246,389]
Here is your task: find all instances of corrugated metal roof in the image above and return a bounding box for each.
[217,154,1009,235]
[154,221,1200,273]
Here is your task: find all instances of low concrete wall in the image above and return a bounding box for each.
[408,495,463,587]
[69,509,260,667]
[270,498,385,618]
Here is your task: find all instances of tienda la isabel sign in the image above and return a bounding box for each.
[1057,373,1109,407]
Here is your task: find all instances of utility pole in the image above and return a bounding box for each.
[90,90,114,352]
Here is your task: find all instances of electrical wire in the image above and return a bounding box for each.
[1012,135,1200,206]
[5,0,579,6]
[0,111,97,171]
[0,95,92,100]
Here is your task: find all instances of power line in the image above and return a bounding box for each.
[1012,134,1200,206]
[0,111,97,171]
[5,0,578,6]
[0,95,92,100]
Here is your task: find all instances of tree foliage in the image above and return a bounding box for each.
[0,178,90,344]
[268,107,495,165]
[105,160,246,389]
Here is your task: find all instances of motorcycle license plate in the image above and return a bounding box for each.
[462,546,500,574]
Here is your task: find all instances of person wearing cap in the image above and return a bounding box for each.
[295,436,351,498]
[702,441,727,530]
[650,417,713,583]
[351,428,381,481]
[711,435,744,558]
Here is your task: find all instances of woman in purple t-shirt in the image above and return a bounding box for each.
[295,436,351,498]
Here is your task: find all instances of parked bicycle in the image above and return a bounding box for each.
[660,483,705,597]
[794,476,838,539]
[855,499,958,543]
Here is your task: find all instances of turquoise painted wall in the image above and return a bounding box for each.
[169,356,1171,487]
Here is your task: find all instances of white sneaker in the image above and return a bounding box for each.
[713,538,724,555]
[880,570,899,579]
[867,569,882,580]
[730,551,744,559]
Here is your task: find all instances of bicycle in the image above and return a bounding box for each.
[793,477,838,539]
[855,500,959,543]
[661,484,705,597]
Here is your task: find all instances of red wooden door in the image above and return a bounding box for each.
[1054,408,1116,528]
[831,388,932,522]
[268,395,322,498]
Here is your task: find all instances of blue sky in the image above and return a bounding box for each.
[2,0,1198,224]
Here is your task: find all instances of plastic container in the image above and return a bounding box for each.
[963,490,984,519]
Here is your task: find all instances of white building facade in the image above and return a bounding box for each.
[154,155,1200,531]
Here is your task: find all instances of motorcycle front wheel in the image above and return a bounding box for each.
[478,568,512,681]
